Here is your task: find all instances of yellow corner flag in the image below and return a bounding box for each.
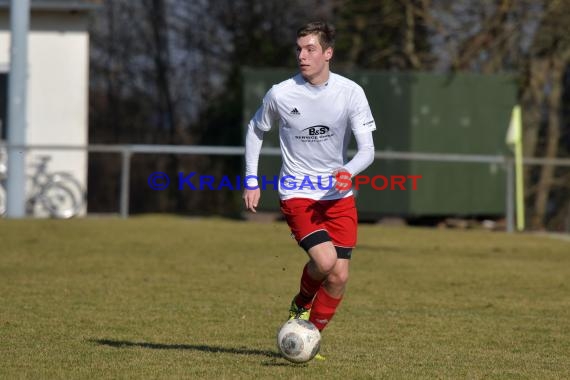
[506,105,522,146]
[506,105,525,231]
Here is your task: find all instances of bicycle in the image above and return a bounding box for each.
[0,155,85,218]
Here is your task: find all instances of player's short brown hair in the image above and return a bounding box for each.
[297,21,336,51]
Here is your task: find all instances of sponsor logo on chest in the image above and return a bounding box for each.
[295,125,335,142]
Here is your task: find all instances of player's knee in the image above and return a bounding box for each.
[328,270,349,288]
[308,242,337,275]
[313,256,336,275]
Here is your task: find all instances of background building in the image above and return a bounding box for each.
[0,0,98,215]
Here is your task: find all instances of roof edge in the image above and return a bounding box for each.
[0,1,101,12]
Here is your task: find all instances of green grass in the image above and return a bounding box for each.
[0,216,569,379]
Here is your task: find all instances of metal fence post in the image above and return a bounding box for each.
[120,148,131,218]
[505,156,515,233]
[6,0,30,218]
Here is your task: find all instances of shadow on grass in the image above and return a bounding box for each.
[90,338,281,359]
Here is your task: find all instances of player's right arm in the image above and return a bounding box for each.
[243,123,263,212]
[243,89,278,213]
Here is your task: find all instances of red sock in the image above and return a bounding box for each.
[294,263,323,309]
[309,287,343,331]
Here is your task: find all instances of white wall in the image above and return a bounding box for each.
[0,10,90,216]
[0,14,10,71]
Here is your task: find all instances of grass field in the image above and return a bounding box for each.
[1,216,569,379]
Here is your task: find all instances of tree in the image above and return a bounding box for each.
[332,0,434,70]
[523,0,570,229]
[396,0,570,230]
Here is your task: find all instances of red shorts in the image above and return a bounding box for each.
[280,196,357,258]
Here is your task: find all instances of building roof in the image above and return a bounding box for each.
[0,0,101,12]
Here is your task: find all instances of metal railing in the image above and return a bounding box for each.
[3,143,570,232]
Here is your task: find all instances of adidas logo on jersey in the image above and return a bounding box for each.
[290,107,300,116]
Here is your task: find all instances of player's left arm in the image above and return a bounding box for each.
[341,86,376,177]
[342,130,375,177]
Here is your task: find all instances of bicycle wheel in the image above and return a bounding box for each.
[39,181,80,218]
[49,172,86,204]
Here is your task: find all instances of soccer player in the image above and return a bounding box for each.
[243,21,376,358]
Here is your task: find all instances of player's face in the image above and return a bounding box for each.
[296,34,333,85]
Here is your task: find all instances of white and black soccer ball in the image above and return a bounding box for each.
[276,319,321,363]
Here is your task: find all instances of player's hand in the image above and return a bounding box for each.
[243,188,261,213]
[332,167,352,193]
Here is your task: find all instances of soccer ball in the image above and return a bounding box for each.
[276,319,321,363]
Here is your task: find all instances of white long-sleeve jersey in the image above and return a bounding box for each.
[245,72,377,200]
